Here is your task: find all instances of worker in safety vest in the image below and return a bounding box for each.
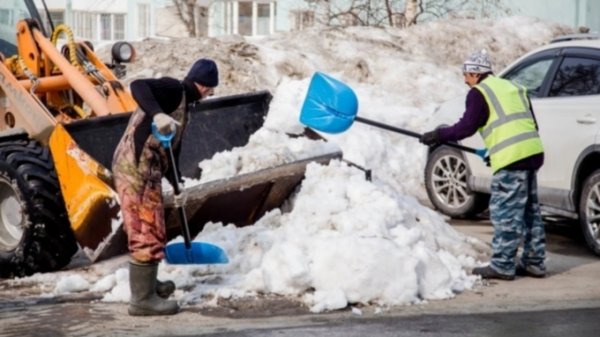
[420,50,546,281]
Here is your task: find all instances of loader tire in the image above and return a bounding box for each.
[0,139,77,278]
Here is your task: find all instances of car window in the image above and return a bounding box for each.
[503,58,554,98]
[549,57,600,97]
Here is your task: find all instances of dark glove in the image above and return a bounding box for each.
[484,156,491,167]
[419,129,440,146]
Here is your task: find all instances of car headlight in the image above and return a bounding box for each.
[111,42,135,63]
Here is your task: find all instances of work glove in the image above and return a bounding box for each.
[173,184,188,208]
[153,112,180,135]
[173,192,187,208]
[419,129,440,146]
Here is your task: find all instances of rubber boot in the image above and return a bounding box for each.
[128,261,179,316]
[156,279,176,298]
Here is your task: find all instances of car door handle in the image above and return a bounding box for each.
[576,115,596,125]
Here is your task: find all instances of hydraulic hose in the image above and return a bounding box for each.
[50,24,79,69]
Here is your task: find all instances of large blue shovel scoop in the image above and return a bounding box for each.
[153,124,229,265]
[300,72,488,159]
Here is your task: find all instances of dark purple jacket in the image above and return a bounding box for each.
[437,74,544,171]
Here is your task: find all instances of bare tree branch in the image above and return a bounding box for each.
[173,0,198,37]
[301,0,509,28]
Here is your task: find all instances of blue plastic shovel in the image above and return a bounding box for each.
[152,124,229,265]
[299,72,488,159]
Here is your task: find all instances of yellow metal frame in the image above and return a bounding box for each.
[2,20,139,252]
[49,124,120,250]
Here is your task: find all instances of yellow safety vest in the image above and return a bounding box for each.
[475,76,544,173]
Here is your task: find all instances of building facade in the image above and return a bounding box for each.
[38,0,156,43]
[155,0,277,38]
[277,0,600,33]
[4,1,596,45]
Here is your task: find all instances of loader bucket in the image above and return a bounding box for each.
[53,91,342,261]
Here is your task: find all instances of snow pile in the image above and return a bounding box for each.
[196,127,340,183]
[161,161,486,312]
[2,16,572,312]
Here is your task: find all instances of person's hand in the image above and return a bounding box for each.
[419,129,440,146]
[173,189,188,208]
[153,113,180,135]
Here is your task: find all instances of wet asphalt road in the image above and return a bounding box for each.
[1,302,599,337]
[1,216,599,336]
[202,307,600,337]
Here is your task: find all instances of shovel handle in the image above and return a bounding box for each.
[152,123,192,249]
[166,146,193,250]
[354,116,486,159]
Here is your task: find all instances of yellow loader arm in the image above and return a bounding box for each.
[5,19,136,262]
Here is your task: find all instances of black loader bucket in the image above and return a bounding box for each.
[63,91,342,255]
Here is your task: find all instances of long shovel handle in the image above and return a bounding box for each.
[355,116,486,158]
[166,145,193,250]
[152,123,193,249]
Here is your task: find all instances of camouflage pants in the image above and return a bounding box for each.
[112,109,168,263]
[489,169,546,275]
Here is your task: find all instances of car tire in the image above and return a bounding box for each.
[425,146,489,218]
[578,169,600,256]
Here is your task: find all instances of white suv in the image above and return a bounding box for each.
[424,34,600,256]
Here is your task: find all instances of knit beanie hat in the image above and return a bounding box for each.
[462,49,492,74]
[185,58,219,87]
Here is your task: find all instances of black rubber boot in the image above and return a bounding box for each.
[472,265,515,281]
[156,279,176,298]
[128,261,179,316]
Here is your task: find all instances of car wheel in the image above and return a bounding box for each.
[579,169,600,256]
[425,146,488,218]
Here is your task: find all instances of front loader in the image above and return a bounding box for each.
[0,1,341,278]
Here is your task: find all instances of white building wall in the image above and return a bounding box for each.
[35,0,157,42]
[155,0,277,38]
[504,0,599,33]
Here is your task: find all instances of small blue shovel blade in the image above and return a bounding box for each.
[165,242,229,265]
[300,72,358,134]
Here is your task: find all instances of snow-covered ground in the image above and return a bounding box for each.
[5,16,572,312]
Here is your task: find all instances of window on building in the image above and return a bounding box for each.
[49,11,64,26]
[238,2,252,35]
[74,11,97,40]
[137,4,150,38]
[114,14,125,40]
[33,10,64,33]
[257,3,270,35]
[100,13,111,40]
[291,10,314,31]
[0,9,11,25]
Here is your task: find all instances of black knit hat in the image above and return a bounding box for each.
[184,58,219,87]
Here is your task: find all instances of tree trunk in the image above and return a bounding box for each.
[384,0,394,26]
[404,0,419,26]
[173,0,198,37]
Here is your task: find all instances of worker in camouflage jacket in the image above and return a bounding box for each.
[112,58,218,316]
